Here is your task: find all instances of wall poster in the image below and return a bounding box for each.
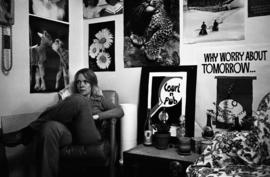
[83,0,123,19]
[29,15,69,93]
[196,45,269,131]
[137,66,197,143]
[0,0,14,25]
[248,0,270,17]
[29,0,69,22]
[88,21,115,72]
[124,0,180,67]
[183,0,245,44]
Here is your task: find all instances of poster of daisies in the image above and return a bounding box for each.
[88,21,115,71]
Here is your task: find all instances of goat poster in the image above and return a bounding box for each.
[29,15,69,93]
[124,0,180,67]
[195,45,269,131]
[183,0,245,44]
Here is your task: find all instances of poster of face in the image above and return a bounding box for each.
[124,0,180,67]
[29,0,69,22]
[196,45,270,131]
[248,0,270,17]
[183,0,245,44]
[137,66,197,143]
[88,21,115,72]
[29,15,69,93]
[83,0,123,19]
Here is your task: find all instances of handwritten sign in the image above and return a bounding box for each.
[150,77,184,117]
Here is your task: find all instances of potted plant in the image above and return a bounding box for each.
[152,108,171,149]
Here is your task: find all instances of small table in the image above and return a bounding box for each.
[123,144,200,177]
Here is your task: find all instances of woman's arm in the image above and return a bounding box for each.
[94,97,124,120]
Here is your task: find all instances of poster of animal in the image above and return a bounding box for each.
[83,0,123,19]
[88,20,115,71]
[183,0,245,44]
[29,0,69,22]
[29,15,69,93]
[124,0,180,67]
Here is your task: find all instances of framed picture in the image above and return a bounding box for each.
[137,66,197,144]
[0,0,14,25]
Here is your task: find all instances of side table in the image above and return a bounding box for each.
[123,144,200,177]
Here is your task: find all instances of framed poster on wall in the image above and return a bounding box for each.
[137,66,197,144]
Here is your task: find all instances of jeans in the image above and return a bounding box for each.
[4,94,102,177]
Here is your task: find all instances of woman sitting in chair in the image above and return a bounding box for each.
[1,68,124,177]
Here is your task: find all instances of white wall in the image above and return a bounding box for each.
[83,15,141,105]
[0,0,84,116]
[1,1,270,137]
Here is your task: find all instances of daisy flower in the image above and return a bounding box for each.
[96,52,111,69]
[89,41,101,58]
[95,28,113,49]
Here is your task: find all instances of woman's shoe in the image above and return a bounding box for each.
[2,130,24,147]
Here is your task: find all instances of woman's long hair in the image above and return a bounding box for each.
[73,68,103,97]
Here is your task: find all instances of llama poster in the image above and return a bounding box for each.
[124,0,180,67]
[29,0,69,22]
[183,0,245,44]
[29,15,69,93]
[88,21,115,72]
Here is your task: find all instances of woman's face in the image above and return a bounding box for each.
[76,73,92,98]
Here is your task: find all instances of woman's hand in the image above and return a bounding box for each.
[92,114,99,120]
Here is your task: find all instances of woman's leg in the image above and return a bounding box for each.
[35,121,72,177]
[2,126,36,147]
[30,94,101,144]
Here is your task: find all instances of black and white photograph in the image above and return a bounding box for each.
[2,1,270,177]
[88,20,115,71]
[29,15,69,93]
[83,0,123,19]
[124,0,180,67]
[183,0,245,44]
[29,0,69,22]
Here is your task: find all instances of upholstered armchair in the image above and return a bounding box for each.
[186,93,270,177]
[1,89,122,177]
[58,90,122,177]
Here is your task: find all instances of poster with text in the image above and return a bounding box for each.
[196,45,269,131]
[183,0,245,44]
[88,21,115,72]
[137,66,197,143]
[248,0,270,17]
[30,16,69,93]
[124,0,180,67]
